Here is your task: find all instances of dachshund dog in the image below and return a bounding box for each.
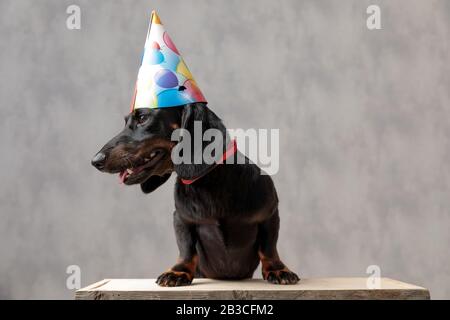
[91,103,299,286]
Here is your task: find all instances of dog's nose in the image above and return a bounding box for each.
[91,152,106,170]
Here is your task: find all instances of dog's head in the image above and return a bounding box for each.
[91,102,228,193]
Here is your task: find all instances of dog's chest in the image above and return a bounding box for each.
[195,219,259,250]
[175,186,271,223]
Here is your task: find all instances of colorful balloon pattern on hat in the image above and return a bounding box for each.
[133,11,206,110]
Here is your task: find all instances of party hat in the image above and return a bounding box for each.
[131,11,206,111]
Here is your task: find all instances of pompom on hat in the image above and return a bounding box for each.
[130,11,207,111]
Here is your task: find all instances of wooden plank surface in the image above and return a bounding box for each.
[76,278,430,300]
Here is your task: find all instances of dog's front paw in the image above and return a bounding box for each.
[263,269,300,285]
[156,271,193,287]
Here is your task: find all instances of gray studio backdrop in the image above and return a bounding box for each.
[0,0,449,299]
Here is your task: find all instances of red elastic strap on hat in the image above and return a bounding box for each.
[129,81,138,113]
[181,139,237,185]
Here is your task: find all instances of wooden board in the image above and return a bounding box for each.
[75,278,430,300]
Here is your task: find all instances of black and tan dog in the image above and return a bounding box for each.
[91,103,299,286]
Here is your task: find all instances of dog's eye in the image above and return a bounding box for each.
[136,114,149,125]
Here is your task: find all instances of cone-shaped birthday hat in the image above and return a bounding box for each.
[131,11,206,111]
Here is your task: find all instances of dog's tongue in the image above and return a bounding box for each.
[119,171,127,184]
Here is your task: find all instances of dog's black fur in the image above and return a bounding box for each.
[92,103,299,286]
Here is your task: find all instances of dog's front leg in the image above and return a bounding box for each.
[258,210,300,284]
[156,211,198,287]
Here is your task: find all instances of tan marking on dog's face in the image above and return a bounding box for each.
[103,137,176,177]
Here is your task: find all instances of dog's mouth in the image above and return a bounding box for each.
[119,149,167,185]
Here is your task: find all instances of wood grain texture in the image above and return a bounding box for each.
[75,278,430,300]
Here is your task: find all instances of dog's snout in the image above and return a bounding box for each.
[91,152,106,170]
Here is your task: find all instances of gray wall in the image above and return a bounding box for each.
[0,0,449,299]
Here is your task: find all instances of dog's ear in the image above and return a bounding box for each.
[174,103,229,180]
[140,173,172,194]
